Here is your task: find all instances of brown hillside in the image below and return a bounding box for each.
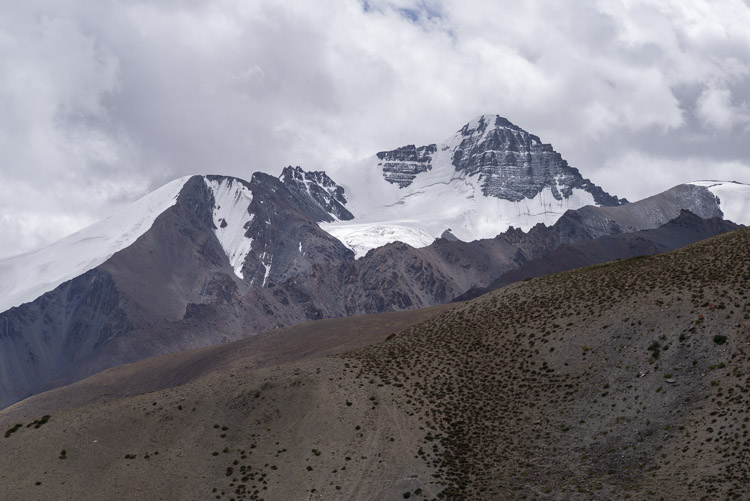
[353,226,750,499]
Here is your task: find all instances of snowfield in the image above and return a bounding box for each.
[0,177,191,312]
[689,181,750,226]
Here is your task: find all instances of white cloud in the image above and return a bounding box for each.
[1,0,750,257]
[696,84,750,131]
[595,151,750,202]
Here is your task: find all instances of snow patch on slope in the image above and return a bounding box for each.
[204,177,254,278]
[0,176,192,313]
[689,181,750,226]
[261,253,272,286]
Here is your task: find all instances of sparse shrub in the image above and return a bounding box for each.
[647,342,661,359]
[27,415,51,429]
[713,335,727,345]
[4,423,23,438]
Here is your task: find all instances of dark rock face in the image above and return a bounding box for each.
[0,270,132,409]
[238,171,355,288]
[371,115,625,206]
[452,115,626,205]
[376,144,437,188]
[279,166,354,221]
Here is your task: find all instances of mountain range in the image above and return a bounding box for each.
[0,115,748,410]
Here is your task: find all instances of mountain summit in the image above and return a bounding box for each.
[323,114,627,256]
[452,115,624,204]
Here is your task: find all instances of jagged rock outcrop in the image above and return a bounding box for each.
[372,115,626,206]
[279,166,354,221]
[376,144,437,188]
[452,115,625,204]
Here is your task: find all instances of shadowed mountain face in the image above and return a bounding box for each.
[457,210,741,301]
[0,172,355,408]
[0,167,743,409]
[2,227,748,500]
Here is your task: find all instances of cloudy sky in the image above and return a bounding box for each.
[1,0,749,258]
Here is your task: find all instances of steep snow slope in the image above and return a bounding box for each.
[689,181,750,225]
[0,177,192,312]
[204,176,254,278]
[323,115,609,256]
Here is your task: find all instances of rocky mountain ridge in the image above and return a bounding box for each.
[451,115,626,205]
[1,116,749,409]
[375,115,625,206]
[0,170,743,408]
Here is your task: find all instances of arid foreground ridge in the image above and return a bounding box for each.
[1,228,749,500]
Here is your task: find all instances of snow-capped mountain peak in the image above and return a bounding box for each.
[322,115,626,257]
[0,176,192,312]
